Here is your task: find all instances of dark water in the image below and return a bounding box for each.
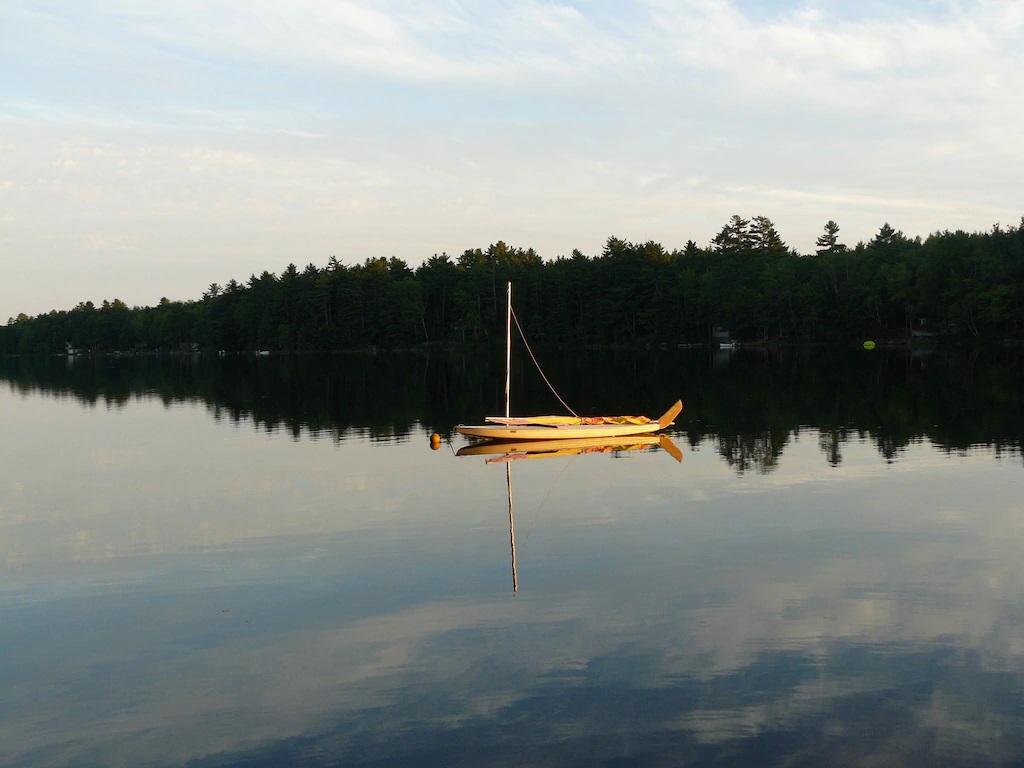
[3,349,1024,766]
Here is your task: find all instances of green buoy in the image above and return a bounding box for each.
[863,340,876,350]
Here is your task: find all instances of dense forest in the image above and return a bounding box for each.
[3,215,1024,355]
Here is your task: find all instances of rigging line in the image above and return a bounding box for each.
[509,304,579,419]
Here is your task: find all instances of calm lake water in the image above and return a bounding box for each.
[3,349,1024,767]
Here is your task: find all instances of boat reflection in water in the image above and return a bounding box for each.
[457,434,682,593]
[456,433,683,463]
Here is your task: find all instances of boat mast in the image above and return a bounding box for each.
[504,281,512,418]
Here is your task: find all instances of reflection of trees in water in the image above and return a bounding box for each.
[818,429,845,466]
[716,429,790,474]
[2,348,1023,472]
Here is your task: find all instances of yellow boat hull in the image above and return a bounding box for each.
[455,420,664,441]
[456,400,682,441]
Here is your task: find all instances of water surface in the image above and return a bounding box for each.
[2,350,1024,766]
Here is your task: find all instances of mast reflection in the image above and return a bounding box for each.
[458,434,682,593]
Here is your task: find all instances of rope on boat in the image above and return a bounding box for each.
[509,304,580,419]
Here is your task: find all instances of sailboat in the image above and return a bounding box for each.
[456,282,682,441]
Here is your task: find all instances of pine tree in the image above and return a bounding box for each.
[711,215,753,255]
[750,216,787,256]
[815,220,846,256]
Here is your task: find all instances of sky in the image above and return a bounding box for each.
[2,0,1022,320]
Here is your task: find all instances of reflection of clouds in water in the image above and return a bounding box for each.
[6,553,1024,766]
[0,391,447,578]
[6,393,1024,764]
[1,597,585,766]
[655,524,1024,678]
[673,648,1023,765]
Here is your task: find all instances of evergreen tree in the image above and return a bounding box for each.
[872,222,906,247]
[710,215,753,255]
[750,216,787,256]
[815,220,846,256]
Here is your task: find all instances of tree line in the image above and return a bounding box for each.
[3,215,1023,355]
